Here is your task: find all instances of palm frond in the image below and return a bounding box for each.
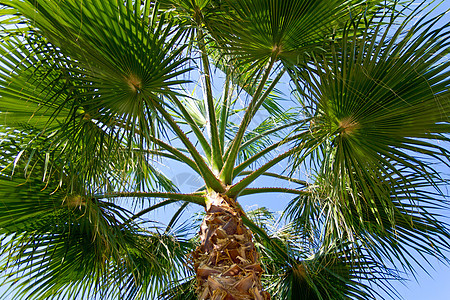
[209,0,379,67]
[246,208,398,300]
[285,163,450,273]
[0,158,193,300]
[292,8,450,172]
[158,277,197,300]
[285,6,450,267]
[0,0,192,186]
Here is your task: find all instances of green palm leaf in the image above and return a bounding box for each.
[209,0,378,66]
[0,35,179,193]
[286,167,450,270]
[286,8,450,274]
[0,0,191,169]
[293,9,450,170]
[0,156,193,300]
[0,1,449,299]
[246,208,395,300]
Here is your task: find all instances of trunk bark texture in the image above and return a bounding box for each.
[192,192,270,300]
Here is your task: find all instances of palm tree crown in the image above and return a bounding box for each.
[0,0,449,299]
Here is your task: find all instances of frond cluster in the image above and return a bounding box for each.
[0,0,448,299]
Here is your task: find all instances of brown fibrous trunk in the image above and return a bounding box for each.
[192,192,270,300]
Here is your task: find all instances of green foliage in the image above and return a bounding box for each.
[0,0,449,299]
[286,9,450,275]
[0,154,194,299]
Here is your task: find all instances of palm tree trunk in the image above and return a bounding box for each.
[192,192,270,300]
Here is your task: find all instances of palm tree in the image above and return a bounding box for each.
[0,0,449,299]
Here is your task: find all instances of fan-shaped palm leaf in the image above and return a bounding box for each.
[0,0,191,184]
[286,8,450,273]
[245,208,396,300]
[209,0,380,66]
[0,154,193,300]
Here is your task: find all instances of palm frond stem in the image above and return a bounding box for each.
[237,171,309,187]
[219,71,234,154]
[228,136,323,197]
[96,192,206,205]
[143,138,201,174]
[151,99,225,192]
[236,118,310,157]
[168,94,212,160]
[240,187,310,197]
[233,131,308,177]
[220,56,277,184]
[197,29,223,171]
